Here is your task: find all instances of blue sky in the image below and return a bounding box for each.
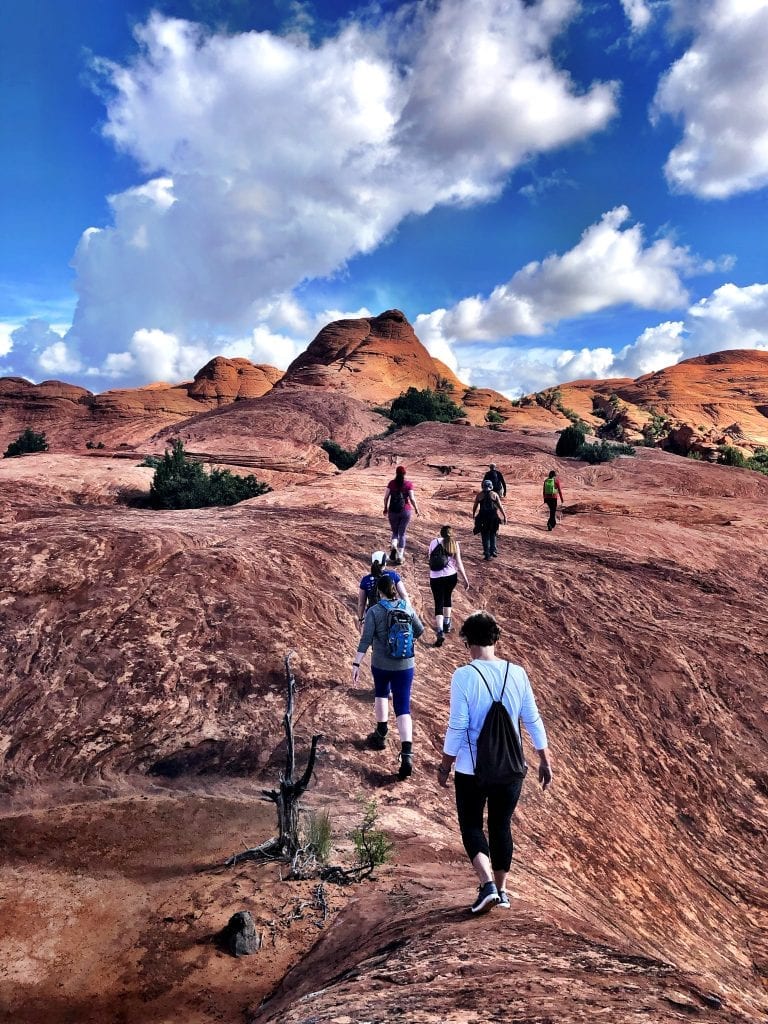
[1,0,767,396]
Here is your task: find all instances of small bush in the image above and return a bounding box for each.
[304,809,333,864]
[576,440,635,464]
[389,387,464,427]
[138,454,162,468]
[687,450,703,461]
[486,408,505,424]
[4,428,49,458]
[350,798,392,874]
[322,439,360,470]
[718,445,746,468]
[85,440,106,450]
[555,424,586,457]
[149,439,271,509]
[371,405,392,419]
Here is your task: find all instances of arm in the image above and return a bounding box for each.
[356,587,367,622]
[410,609,425,640]
[499,473,507,497]
[383,485,390,514]
[495,496,507,523]
[408,487,420,515]
[472,493,480,516]
[352,610,376,682]
[454,543,470,588]
[557,481,564,503]
[439,670,469,787]
[396,580,409,602]
[520,672,552,790]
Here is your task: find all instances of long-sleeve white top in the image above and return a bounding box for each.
[443,658,548,775]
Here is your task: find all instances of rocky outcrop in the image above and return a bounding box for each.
[282,309,465,400]
[186,357,282,404]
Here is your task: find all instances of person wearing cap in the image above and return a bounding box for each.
[482,463,507,498]
[472,479,507,560]
[356,551,409,632]
[383,465,420,565]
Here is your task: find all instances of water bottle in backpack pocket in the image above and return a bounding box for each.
[381,599,415,659]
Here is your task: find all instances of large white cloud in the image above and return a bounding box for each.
[654,0,768,198]
[458,282,768,396]
[55,2,616,384]
[621,0,653,33]
[415,207,695,347]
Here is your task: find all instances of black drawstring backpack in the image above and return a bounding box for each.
[469,662,528,786]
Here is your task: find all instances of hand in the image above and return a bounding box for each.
[538,761,553,790]
[437,766,451,788]
[352,664,361,683]
[464,579,470,590]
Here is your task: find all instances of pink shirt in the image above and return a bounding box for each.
[428,537,459,579]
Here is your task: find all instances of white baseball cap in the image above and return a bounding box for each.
[371,550,387,566]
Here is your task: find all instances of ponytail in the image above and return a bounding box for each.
[376,575,398,601]
[440,524,458,557]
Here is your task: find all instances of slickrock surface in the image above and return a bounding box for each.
[1,421,767,1023]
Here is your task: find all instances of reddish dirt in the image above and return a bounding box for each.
[1,415,767,1022]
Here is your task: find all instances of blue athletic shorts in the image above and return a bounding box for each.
[371,666,414,717]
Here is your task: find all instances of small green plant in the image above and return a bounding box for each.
[138,454,162,468]
[372,405,393,419]
[350,798,392,877]
[576,440,635,464]
[149,439,271,509]
[486,408,505,424]
[85,440,106,450]
[389,387,464,427]
[3,428,49,458]
[718,445,746,468]
[555,424,587,457]
[687,450,704,461]
[303,809,333,864]
[534,387,562,411]
[322,439,360,470]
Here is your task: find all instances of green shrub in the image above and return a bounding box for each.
[389,387,464,427]
[371,405,393,419]
[350,798,392,875]
[304,809,333,864]
[3,428,49,458]
[322,439,360,470]
[85,440,106,450]
[486,408,505,424]
[138,454,162,468]
[576,440,635,464]
[687,450,703,461]
[555,424,586,457]
[149,439,271,509]
[718,445,746,468]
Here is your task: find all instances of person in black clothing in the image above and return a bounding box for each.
[482,464,507,498]
[472,480,507,560]
[542,470,564,531]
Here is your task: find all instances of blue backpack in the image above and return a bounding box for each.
[380,599,415,659]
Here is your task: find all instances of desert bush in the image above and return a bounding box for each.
[687,451,704,461]
[138,454,162,468]
[371,405,393,419]
[3,428,49,458]
[555,424,586,457]
[304,809,333,864]
[149,439,271,509]
[577,440,635,464]
[718,445,746,468]
[389,387,464,427]
[85,440,106,450]
[486,408,504,424]
[350,798,392,874]
[322,439,360,470]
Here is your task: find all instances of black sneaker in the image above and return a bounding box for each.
[434,631,445,647]
[367,730,387,750]
[470,881,499,914]
[497,890,511,909]
[398,752,413,780]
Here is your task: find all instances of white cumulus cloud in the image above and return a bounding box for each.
[621,0,653,33]
[654,0,768,197]
[416,207,695,350]
[60,2,616,385]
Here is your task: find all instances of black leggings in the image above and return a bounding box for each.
[430,573,458,615]
[454,771,524,871]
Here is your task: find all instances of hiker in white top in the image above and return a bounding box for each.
[427,525,469,647]
[437,611,552,914]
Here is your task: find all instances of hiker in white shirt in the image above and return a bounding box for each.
[437,611,552,914]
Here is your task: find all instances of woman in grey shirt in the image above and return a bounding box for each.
[352,575,424,780]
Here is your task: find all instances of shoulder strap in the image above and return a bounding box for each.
[470,663,496,701]
[499,661,510,701]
